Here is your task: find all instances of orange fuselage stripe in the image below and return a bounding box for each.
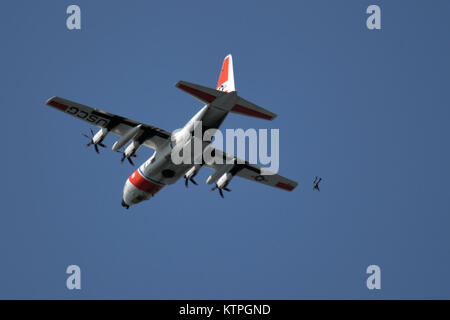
[129,169,164,195]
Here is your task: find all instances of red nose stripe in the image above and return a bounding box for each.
[129,170,164,195]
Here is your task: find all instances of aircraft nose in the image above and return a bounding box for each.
[122,175,150,208]
[121,199,130,209]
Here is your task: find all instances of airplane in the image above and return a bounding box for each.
[45,54,298,209]
[313,176,322,191]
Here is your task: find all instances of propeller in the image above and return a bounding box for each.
[211,185,231,198]
[82,128,107,154]
[184,177,198,188]
[117,150,138,166]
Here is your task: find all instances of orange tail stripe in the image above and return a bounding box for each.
[216,57,230,89]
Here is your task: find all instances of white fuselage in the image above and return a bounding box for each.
[122,104,225,208]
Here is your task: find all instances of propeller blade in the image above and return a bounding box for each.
[128,157,135,166]
[120,154,125,163]
[223,187,231,192]
[190,178,198,185]
[82,133,90,139]
[90,128,94,136]
[94,144,100,154]
[219,188,224,198]
[185,178,189,188]
[99,143,107,148]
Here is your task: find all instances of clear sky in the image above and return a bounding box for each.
[1,0,450,299]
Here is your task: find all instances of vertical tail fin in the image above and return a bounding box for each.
[216,54,235,93]
[176,54,277,121]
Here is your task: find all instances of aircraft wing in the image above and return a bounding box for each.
[45,96,171,151]
[204,147,298,191]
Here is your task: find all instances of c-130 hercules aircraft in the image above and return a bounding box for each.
[45,55,298,208]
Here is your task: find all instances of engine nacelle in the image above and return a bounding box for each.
[124,140,142,157]
[185,165,200,179]
[206,164,235,185]
[92,128,109,144]
[216,172,233,189]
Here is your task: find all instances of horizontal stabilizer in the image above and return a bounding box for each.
[231,97,277,120]
[175,80,277,121]
[175,81,225,104]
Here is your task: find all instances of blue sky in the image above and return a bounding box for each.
[1,0,450,299]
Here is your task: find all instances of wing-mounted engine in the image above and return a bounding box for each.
[112,124,161,166]
[210,172,233,198]
[118,140,141,166]
[206,163,236,198]
[184,165,202,188]
[82,128,109,154]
